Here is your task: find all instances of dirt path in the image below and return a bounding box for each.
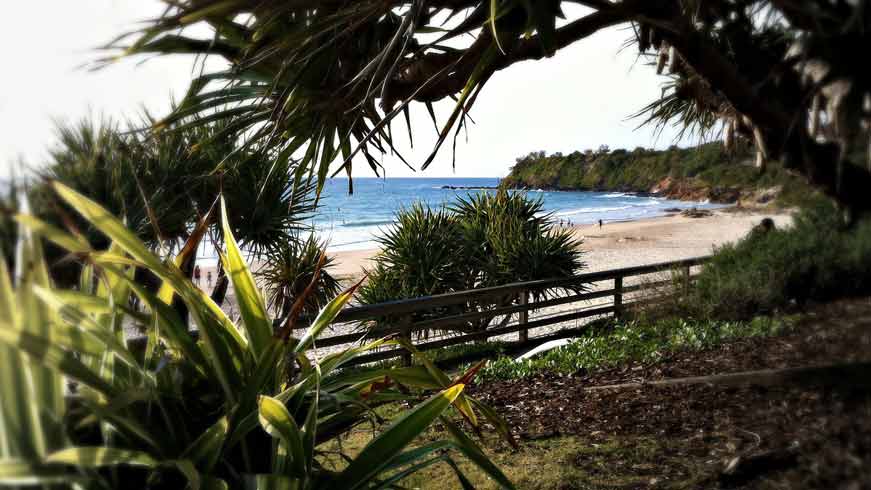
[468,298,871,488]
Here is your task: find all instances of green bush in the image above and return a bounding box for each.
[360,203,464,303]
[479,316,791,381]
[0,183,514,489]
[359,190,584,334]
[687,201,871,319]
[22,116,317,289]
[258,233,342,323]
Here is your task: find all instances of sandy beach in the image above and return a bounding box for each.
[192,207,793,289]
[182,207,793,354]
[190,208,792,330]
[328,208,793,279]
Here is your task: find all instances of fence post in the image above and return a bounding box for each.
[518,290,529,343]
[399,315,413,366]
[614,275,623,319]
[683,264,691,296]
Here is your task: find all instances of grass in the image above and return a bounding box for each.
[322,421,710,489]
[399,434,690,490]
[477,316,792,381]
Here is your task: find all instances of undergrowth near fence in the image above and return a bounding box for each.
[477,316,794,381]
[336,340,511,374]
[680,201,871,320]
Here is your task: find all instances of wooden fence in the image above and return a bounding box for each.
[307,256,709,366]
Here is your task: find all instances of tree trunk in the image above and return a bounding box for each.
[210,261,229,306]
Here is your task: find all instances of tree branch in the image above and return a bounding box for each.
[385,7,630,106]
[663,14,871,214]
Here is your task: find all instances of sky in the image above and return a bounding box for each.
[0,1,690,180]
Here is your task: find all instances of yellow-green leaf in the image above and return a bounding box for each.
[220,197,272,358]
[181,417,228,473]
[327,384,465,490]
[258,396,305,477]
[0,458,80,485]
[442,418,515,489]
[293,283,359,354]
[45,447,157,468]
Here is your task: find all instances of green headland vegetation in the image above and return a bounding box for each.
[501,143,814,207]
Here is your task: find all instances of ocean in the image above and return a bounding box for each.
[313,177,724,251]
[196,177,725,264]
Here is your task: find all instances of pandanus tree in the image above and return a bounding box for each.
[25,116,320,303]
[358,191,584,335]
[258,233,342,327]
[33,116,217,247]
[110,0,870,217]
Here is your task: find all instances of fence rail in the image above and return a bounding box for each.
[310,256,710,366]
[128,256,709,364]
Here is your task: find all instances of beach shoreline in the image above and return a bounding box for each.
[327,207,793,279]
[187,206,793,351]
[190,207,793,294]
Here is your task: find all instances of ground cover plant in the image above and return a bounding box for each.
[0,182,515,489]
[478,316,792,381]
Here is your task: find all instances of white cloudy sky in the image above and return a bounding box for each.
[0,1,690,180]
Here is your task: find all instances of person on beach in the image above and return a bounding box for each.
[194,265,201,286]
[598,219,603,228]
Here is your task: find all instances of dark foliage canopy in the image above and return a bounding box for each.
[29,117,315,255]
[113,0,870,214]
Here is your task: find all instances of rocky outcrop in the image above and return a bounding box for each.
[681,207,714,218]
[441,185,499,190]
[648,177,743,204]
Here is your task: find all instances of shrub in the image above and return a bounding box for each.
[258,233,342,323]
[0,183,514,489]
[359,203,464,302]
[359,191,584,334]
[451,191,582,290]
[687,201,871,320]
[23,116,317,289]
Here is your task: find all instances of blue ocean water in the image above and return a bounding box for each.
[312,177,725,252]
[192,177,724,264]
